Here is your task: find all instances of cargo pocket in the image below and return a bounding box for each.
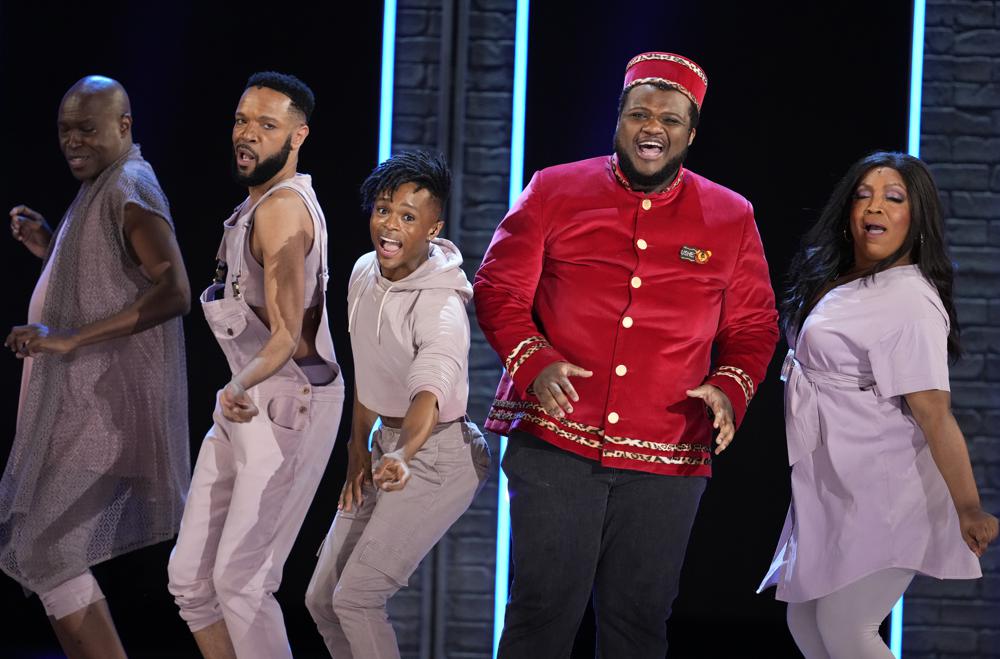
[358,538,418,587]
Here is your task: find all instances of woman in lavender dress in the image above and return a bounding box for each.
[759,152,998,658]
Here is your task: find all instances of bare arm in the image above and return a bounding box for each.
[6,204,190,356]
[906,389,998,556]
[372,391,440,491]
[339,388,379,511]
[231,191,312,390]
[218,192,313,422]
[9,205,52,259]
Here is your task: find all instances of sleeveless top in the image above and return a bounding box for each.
[207,173,339,381]
[237,190,324,308]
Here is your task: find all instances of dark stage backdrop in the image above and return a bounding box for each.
[0,1,381,656]
[0,0,918,657]
[522,2,911,657]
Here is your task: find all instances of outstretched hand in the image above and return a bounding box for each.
[530,361,593,418]
[373,449,411,492]
[686,384,735,454]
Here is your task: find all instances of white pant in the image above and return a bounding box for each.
[786,568,915,659]
[38,570,104,620]
[168,377,343,659]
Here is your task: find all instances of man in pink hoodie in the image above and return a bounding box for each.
[305,151,490,658]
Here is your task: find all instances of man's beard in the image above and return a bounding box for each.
[231,135,293,187]
[613,133,687,192]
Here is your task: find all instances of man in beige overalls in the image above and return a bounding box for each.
[167,71,344,659]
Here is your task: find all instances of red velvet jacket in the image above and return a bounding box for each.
[473,156,778,476]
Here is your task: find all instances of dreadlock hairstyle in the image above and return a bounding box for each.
[781,151,961,361]
[360,151,452,215]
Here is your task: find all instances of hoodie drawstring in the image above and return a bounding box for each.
[375,284,394,342]
[347,259,377,334]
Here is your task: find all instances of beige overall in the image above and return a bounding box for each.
[168,176,344,659]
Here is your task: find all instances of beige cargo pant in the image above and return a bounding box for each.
[305,419,490,658]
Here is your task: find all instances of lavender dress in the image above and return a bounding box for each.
[759,265,980,603]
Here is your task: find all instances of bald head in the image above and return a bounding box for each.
[63,75,131,115]
[58,75,134,181]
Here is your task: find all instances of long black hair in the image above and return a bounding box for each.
[781,151,960,360]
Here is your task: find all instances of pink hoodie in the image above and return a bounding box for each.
[347,238,473,421]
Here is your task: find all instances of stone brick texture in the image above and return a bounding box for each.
[907,2,1000,657]
[389,1,514,657]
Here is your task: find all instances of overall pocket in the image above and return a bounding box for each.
[266,393,310,432]
[203,297,249,342]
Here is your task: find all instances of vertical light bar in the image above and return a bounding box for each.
[373,1,396,441]
[907,0,926,158]
[378,0,397,163]
[890,597,904,659]
[891,2,925,657]
[492,432,510,659]
[506,0,530,208]
[494,2,530,657]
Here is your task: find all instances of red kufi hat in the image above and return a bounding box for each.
[623,52,708,110]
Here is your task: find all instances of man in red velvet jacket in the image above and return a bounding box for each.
[475,52,779,658]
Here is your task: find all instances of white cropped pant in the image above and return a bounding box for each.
[786,567,916,659]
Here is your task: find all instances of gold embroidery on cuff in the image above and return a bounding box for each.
[713,370,750,406]
[504,335,546,371]
[717,365,755,397]
[509,343,547,378]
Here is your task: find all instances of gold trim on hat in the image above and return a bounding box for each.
[626,53,708,86]
[624,77,700,109]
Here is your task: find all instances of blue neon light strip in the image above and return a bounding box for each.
[907,0,926,159]
[891,2,925,657]
[890,596,904,658]
[378,0,397,163]
[494,1,530,657]
[506,0,530,209]
[492,434,511,659]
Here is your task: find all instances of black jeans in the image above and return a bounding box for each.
[497,431,707,659]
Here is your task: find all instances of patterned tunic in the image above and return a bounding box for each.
[0,146,190,592]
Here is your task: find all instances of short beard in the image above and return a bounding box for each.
[231,135,293,187]
[613,132,687,192]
